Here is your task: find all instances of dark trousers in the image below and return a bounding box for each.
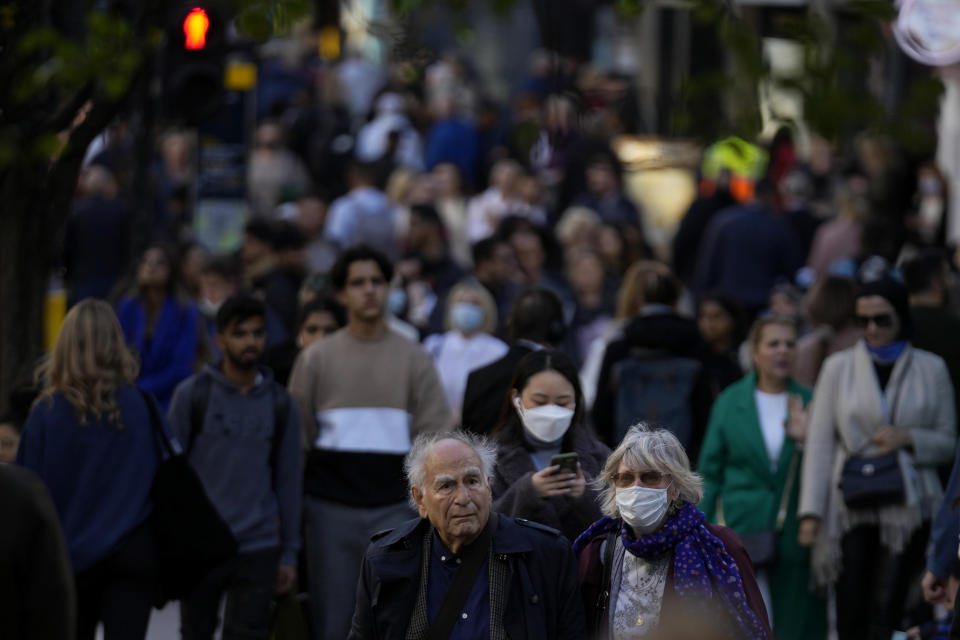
[76,522,157,640]
[180,547,279,640]
[836,522,930,640]
[951,587,960,639]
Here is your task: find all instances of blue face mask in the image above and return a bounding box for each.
[387,288,407,316]
[451,302,485,332]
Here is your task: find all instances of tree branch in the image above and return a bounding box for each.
[43,83,95,134]
[44,94,126,231]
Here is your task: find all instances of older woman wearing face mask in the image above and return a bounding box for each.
[798,274,957,640]
[424,282,508,419]
[575,425,771,640]
[491,350,610,544]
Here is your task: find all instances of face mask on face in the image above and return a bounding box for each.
[920,176,943,196]
[199,298,221,317]
[513,397,574,443]
[615,485,669,535]
[451,302,485,332]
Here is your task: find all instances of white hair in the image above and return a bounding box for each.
[593,423,704,517]
[404,431,498,510]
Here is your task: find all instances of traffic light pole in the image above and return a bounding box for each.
[131,47,159,260]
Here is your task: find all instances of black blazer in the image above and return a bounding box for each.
[460,344,534,435]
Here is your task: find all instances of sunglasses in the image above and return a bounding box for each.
[612,470,669,488]
[854,313,895,329]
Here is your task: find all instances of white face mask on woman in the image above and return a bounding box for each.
[615,485,669,535]
[513,398,574,443]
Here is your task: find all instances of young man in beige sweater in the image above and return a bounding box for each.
[288,245,451,640]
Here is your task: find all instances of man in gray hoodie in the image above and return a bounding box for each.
[168,294,302,639]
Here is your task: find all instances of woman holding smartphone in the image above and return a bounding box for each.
[491,349,610,543]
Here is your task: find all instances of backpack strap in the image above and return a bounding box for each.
[269,381,290,492]
[188,373,213,455]
[190,372,288,489]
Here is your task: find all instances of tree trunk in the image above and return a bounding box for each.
[0,98,121,411]
[0,167,54,409]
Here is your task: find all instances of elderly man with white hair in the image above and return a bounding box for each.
[348,431,586,640]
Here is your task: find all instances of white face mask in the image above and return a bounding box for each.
[513,398,574,443]
[199,298,222,317]
[615,485,669,535]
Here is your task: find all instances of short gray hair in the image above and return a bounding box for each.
[404,431,498,509]
[593,423,704,517]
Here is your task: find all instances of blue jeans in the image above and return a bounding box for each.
[180,547,279,640]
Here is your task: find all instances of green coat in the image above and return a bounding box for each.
[697,372,826,640]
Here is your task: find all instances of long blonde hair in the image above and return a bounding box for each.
[35,299,139,428]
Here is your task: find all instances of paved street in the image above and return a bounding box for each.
[95,603,188,640]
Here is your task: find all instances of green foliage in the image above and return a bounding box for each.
[0,0,313,170]
[14,11,143,106]
[668,0,943,155]
[615,0,644,19]
[234,0,313,40]
[391,0,437,17]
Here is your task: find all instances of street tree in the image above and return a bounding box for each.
[0,0,310,407]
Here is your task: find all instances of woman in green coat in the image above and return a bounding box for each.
[698,314,827,640]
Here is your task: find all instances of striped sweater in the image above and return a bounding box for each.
[288,327,451,506]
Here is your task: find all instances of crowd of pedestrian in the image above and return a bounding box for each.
[5,35,960,640]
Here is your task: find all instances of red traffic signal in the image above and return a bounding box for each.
[183,7,210,50]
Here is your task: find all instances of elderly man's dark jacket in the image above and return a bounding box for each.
[347,514,587,640]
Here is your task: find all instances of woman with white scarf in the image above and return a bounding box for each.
[797,274,957,640]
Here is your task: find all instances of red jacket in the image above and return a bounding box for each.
[577,522,771,639]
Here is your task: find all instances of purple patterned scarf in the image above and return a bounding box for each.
[573,502,769,640]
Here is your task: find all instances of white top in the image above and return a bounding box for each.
[465,188,546,243]
[579,320,625,410]
[613,548,670,639]
[423,331,508,415]
[754,390,788,470]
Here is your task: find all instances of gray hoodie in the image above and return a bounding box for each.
[168,364,302,566]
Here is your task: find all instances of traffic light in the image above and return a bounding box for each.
[164,3,226,124]
[183,8,211,50]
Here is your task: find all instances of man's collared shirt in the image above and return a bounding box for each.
[427,529,490,640]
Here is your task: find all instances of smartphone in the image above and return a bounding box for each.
[550,452,579,474]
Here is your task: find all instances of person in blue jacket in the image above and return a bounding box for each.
[18,299,172,640]
[117,244,201,410]
[923,445,960,638]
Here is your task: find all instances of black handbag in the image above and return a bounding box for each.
[839,380,907,510]
[839,452,905,509]
[741,450,798,570]
[740,530,777,570]
[140,388,238,603]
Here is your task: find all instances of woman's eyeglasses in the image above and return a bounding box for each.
[854,313,894,329]
[613,470,668,488]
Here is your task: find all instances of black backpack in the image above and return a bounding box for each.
[143,387,238,604]
[146,374,290,603]
[611,348,702,450]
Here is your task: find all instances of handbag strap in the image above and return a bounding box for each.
[775,449,799,532]
[854,350,910,456]
[423,515,495,640]
[595,530,617,637]
[138,387,175,460]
